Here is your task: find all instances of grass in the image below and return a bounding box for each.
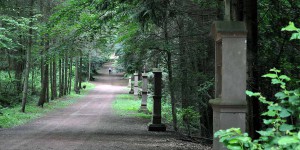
[112,94,152,119]
[0,81,95,128]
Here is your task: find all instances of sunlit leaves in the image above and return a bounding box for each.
[282,22,300,40]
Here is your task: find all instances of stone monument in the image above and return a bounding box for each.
[139,73,148,112]
[209,1,247,149]
[134,72,139,96]
[148,68,166,131]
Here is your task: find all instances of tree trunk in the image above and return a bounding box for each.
[79,53,82,88]
[52,59,57,99]
[21,0,34,112]
[64,52,68,95]
[163,5,178,131]
[50,59,53,100]
[245,0,260,139]
[61,58,65,96]
[59,59,63,97]
[74,57,80,94]
[68,57,72,94]
[88,52,91,81]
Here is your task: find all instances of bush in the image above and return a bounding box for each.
[214,68,300,150]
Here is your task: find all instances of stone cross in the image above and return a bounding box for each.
[134,72,139,96]
[148,68,166,131]
[139,73,148,112]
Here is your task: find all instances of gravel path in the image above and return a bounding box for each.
[0,63,211,150]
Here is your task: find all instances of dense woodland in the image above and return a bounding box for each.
[0,0,300,145]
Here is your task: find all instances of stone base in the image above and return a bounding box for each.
[148,124,166,131]
[138,106,150,114]
[129,89,134,94]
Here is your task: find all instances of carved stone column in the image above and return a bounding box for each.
[148,68,166,131]
[134,72,138,96]
[139,73,148,112]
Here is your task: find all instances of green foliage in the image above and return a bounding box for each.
[215,68,300,150]
[282,22,300,40]
[0,81,94,128]
[112,94,152,119]
[0,98,75,128]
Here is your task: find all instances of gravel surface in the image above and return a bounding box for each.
[0,63,212,150]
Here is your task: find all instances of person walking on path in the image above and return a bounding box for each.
[109,67,112,75]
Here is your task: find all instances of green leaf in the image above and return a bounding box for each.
[227,145,243,150]
[262,74,277,78]
[279,75,291,81]
[246,90,260,97]
[271,79,284,85]
[290,33,300,40]
[288,95,299,104]
[278,136,299,145]
[279,124,294,132]
[257,130,274,137]
[279,109,291,118]
[262,110,277,117]
[268,105,282,111]
[263,119,274,125]
[270,68,281,73]
[275,92,287,99]
[228,139,239,144]
[281,22,298,31]
[298,132,300,139]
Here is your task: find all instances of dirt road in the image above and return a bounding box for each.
[0,63,210,150]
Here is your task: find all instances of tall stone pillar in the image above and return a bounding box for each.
[128,76,131,87]
[139,73,148,112]
[209,21,247,150]
[148,68,166,131]
[134,72,138,96]
[129,76,134,94]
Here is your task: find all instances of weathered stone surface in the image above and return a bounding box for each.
[134,73,138,96]
[140,73,148,112]
[209,21,247,150]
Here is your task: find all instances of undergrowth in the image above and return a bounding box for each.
[0,82,95,128]
[113,94,152,119]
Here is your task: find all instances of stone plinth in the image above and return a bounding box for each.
[209,21,247,150]
[134,73,138,96]
[139,73,148,112]
[148,68,166,131]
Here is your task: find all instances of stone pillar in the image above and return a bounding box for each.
[128,76,131,87]
[129,76,134,94]
[134,72,139,96]
[139,73,148,112]
[148,68,166,131]
[209,21,247,150]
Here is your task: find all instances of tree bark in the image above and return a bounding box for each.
[52,59,57,99]
[64,52,68,95]
[245,0,260,139]
[74,57,80,94]
[21,0,34,112]
[68,57,72,94]
[59,59,63,97]
[50,59,53,100]
[79,53,82,88]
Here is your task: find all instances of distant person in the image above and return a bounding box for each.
[109,68,112,75]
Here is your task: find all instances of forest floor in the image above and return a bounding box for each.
[0,62,211,150]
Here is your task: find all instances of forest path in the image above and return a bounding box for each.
[0,62,209,150]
